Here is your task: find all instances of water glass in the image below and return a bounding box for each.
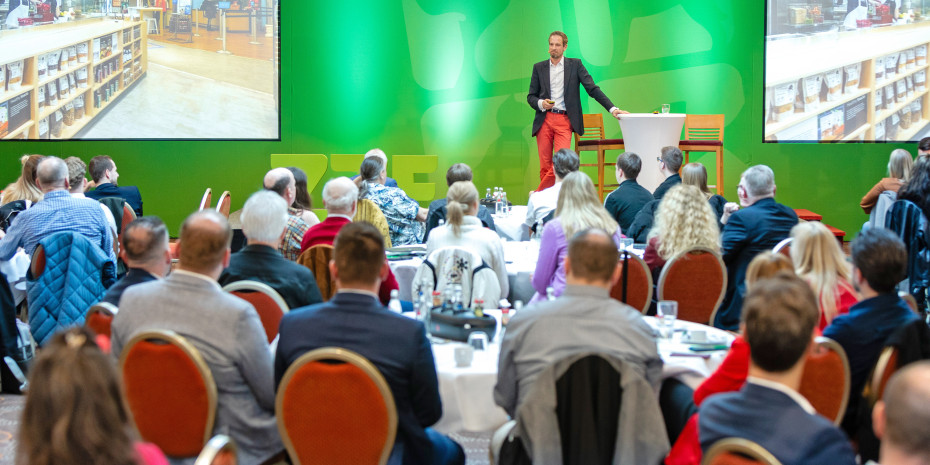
[467,331,488,351]
[661,104,670,114]
[619,238,634,250]
[454,344,474,367]
[657,300,678,338]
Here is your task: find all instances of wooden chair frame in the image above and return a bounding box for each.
[194,434,238,465]
[215,191,231,218]
[222,280,290,343]
[657,246,727,325]
[199,188,213,212]
[867,345,899,407]
[119,329,218,450]
[276,347,398,465]
[802,337,851,426]
[573,113,625,201]
[703,437,783,465]
[680,114,725,195]
[611,251,653,314]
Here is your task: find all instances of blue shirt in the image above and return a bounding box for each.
[0,189,115,264]
[365,183,423,246]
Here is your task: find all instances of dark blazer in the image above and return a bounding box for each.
[86,183,143,217]
[275,292,442,465]
[652,174,681,201]
[699,382,856,465]
[604,180,654,234]
[423,199,496,242]
[716,198,797,329]
[218,244,323,309]
[527,57,615,136]
[101,268,158,306]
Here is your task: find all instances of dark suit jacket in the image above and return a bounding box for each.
[101,268,158,306]
[652,174,681,201]
[218,244,323,309]
[86,183,143,217]
[716,198,797,329]
[423,199,496,242]
[527,57,615,136]
[699,382,856,465]
[604,180,654,234]
[275,292,442,465]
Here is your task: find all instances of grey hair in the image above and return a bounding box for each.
[323,177,359,214]
[364,148,388,167]
[241,190,288,243]
[36,156,68,188]
[741,165,775,198]
[889,149,914,182]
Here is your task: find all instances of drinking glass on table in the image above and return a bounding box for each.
[661,104,670,114]
[619,237,634,250]
[657,300,678,338]
[467,331,488,351]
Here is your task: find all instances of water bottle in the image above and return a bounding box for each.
[388,289,402,313]
[485,188,492,201]
[501,191,509,215]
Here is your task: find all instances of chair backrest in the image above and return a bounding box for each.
[702,438,783,465]
[120,330,217,458]
[194,435,238,465]
[412,246,501,308]
[354,199,393,248]
[868,190,898,230]
[85,302,118,337]
[199,188,213,212]
[771,237,792,258]
[572,113,606,150]
[867,345,900,407]
[684,114,725,142]
[215,191,231,218]
[276,347,397,465]
[222,280,289,343]
[609,251,653,314]
[121,202,136,230]
[297,244,335,301]
[30,244,46,278]
[798,337,850,425]
[657,247,727,324]
[556,354,620,465]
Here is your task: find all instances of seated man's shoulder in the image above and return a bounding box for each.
[428,198,445,211]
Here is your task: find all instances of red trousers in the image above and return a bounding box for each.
[535,112,572,191]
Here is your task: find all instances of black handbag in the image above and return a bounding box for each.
[428,308,497,343]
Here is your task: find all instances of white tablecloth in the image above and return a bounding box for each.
[0,250,30,305]
[430,315,733,434]
[492,205,529,242]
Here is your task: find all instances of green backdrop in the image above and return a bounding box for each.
[0,0,916,236]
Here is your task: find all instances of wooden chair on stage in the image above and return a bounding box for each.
[798,337,850,425]
[215,191,231,218]
[679,114,725,195]
[609,251,652,314]
[573,114,625,201]
[703,438,783,465]
[657,247,727,325]
[198,188,213,212]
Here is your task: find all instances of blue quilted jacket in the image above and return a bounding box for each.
[26,232,116,345]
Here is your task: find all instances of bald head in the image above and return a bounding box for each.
[263,168,296,204]
[36,156,69,192]
[365,148,388,168]
[322,177,359,215]
[177,210,232,276]
[565,229,620,286]
[877,361,930,463]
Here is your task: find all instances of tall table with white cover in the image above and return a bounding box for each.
[618,113,686,192]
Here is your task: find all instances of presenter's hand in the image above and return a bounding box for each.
[611,109,629,119]
[541,100,555,110]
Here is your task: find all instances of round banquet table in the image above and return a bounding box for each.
[491,205,529,242]
[430,315,733,434]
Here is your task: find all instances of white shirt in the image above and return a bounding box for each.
[548,58,566,111]
[746,376,816,415]
[525,181,562,228]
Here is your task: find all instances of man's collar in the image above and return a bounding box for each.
[549,57,564,67]
[326,213,354,221]
[43,189,70,198]
[171,269,222,290]
[336,289,380,300]
[746,377,816,415]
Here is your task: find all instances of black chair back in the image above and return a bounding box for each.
[555,355,621,465]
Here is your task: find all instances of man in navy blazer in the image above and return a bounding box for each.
[86,155,143,217]
[715,165,797,329]
[274,222,464,465]
[527,30,627,191]
[699,273,856,465]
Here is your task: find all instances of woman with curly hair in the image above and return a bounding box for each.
[16,327,168,465]
[644,184,720,278]
[790,221,858,330]
[1,154,44,206]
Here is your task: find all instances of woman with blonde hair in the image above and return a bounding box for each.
[531,171,622,303]
[644,184,720,277]
[790,221,858,330]
[744,251,794,288]
[681,162,728,226]
[860,148,913,214]
[426,180,508,300]
[1,154,44,205]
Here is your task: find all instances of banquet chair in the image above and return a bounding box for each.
[702,438,783,465]
[85,301,118,338]
[222,280,289,343]
[276,347,397,465]
[297,245,335,301]
[194,435,238,465]
[798,337,850,425]
[120,330,217,459]
[609,251,652,314]
[657,247,727,324]
[866,345,899,407]
[573,113,625,201]
[199,188,213,212]
[679,114,725,195]
[215,191,232,218]
[354,199,393,248]
[772,238,792,258]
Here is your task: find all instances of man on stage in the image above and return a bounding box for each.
[528,30,627,191]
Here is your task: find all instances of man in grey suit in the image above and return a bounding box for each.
[112,210,283,465]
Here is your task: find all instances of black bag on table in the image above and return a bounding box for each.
[428,309,497,343]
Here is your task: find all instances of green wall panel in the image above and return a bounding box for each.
[0,0,916,236]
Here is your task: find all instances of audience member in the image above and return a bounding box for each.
[65,156,118,237]
[86,155,143,217]
[699,273,857,465]
[423,163,495,242]
[219,190,323,309]
[17,327,169,465]
[873,361,930,465]
[715,165,797,329]
[425,181,508,301]
[495,228,662,416]
[531,171,622,303]
[275,222,464,465]
[356,157,427,246]
[603,151,654,233]
[682,162,728,226]
[644,185,719,278]
[896,156,930,221]
[790,221,858,330]
[652,146,683,201]
[112,210,283,464]
[285,166,321,227]
[0,154,43,205]
[0,156,115,266]
[919,137,930,158]
[524,148,579,234]
[264,167,314,260]
[351,148,399,187]
[101,217,171,307]
[861,149,913,214]
[823,227,918,435]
